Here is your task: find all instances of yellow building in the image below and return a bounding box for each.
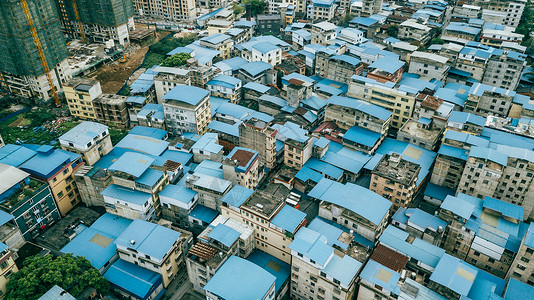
[0,247,18,296]
[64,78,103,120]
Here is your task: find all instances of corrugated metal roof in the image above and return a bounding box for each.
[109,152,154,178]
[59,121,108,146]
[271,205,306,233]
[360,259,401,294]
[207,223,240,247]
[104,259,162,299]
[101,184,152,206]
[163,85,210,106]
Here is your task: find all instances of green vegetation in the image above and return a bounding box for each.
[386,25,399,38]
[431,38,445,45]
[118,85,131,96]
[161,53,192,67]
[4,178,42,209]
[339,13,356,27]
[233,3,245,16]
[6,254,109,299]
[109,128,128,145]
[241,0,266,16]
[142,34,197,68]
[516,0,533,47]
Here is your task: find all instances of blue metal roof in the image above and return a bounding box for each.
[289,227,333,266]
[308,178,391,226]
[321,144,371,175]
[207,74,241,88]
[115,134,169,156]
[360,260,401,294]
[167,46,194,56]
[220,185,253,208]
[408,209,447,232]
[331,55,361,66]
[349,17,378,27]
[344,125,382,148]
[483,197,524,221]
[271,205,306,233]
[368,56,405,74]
[430,254,478,296]
[163,85,209,106]
[469,83,515,97]
[440,193,482,221]
[304,157,343,180]
[295,166,324,183]
[323,254,362,288]
[379,225,445,268]
[115,219,182,261]
[240,61,273,77]
[201,33,231,45]
[191,133,223,154]
[504,278,534,300]
[449,111,486,127]
[523,223,534,248]
[246,250,290,295]
[208,223,240,247]
[0,144,37,167]
[308,217,350,250]
[135,168,163,187]
[446,22,481,36]
[160,184,197,205]
[19,147,80,179]
[301,96,326,111]
[328,96,392,121]
[109,152,154,178]
[189,205,218,224]
[61,214,132,270]
[259,94,287,107]
[59,121,107,146]
[126,96,147,104]
[208,120,240,137]
[204,256,276,300]
[443,130,489,148]
[424,183,455,201]
[243,81,270,93]
[214,57,248,72]
[194,160,223,178]
[104,259,162,300]
[101,184,152,206]
[252,42,280,53]
[469,146,508,166]
[129,126,167,140]
[0,210,14,226]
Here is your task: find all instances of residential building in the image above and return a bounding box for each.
[0,164,60,241]
[408,52,451,81]
[472,0,526,28]
[160,184,198,230]
[481,23,524,47]
[443,22,481,42]
[309,178,392,242]
[237,62,277,85]
[324,96,392,133]
[0,0,71,101]
[137,104,165,129]
[153,66,190,102]
[102,184,155,221]
[310,0,336,22]
[481,49,526,91]
[185,173,232,212]
[310,22,337,45]
[93,94,129,128]
[199,34,234,60]
[222,147,262,190]
[257,14,281,36]
[207,20,234,36]
[221,184,307,264]
[0,243,18,296]
[361,0,382,17]
[204,256,276,300]
[74,165,112,207]
[289,218,365,300]
[239,118,278,170]
[398,20,432,44]
[56,0,134,45]
[132,0,197,21]
[370,153,420,211]
[315,53,364,84]
[507,222,534,284]
[348,75,417,129]
[271,122,313,169]
[64,78,102,121]
[391,207,447,246]
[397,119,443,151]
[59,121,112,166]
[114,219,187,288]
[464,83,515,117]
[162,85,212,135]
[366,56,405,83]
[126,96,151,126]
[206,75,242,104]
[191,133,224,163]
[251,43,283,66]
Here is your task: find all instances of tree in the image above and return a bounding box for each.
[5,254,109,299]
[161,53,192,67]
[386,25,399,38]
[339,13,356,27]
[430,38,445,45]
[241,0,266,16]
[233,3,244,16]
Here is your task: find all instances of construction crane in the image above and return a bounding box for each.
[70,0,86,42]
[19,0,61,107]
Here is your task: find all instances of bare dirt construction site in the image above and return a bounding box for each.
[92,25,170,94]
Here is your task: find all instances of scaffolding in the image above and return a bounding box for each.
[19,0,60,106]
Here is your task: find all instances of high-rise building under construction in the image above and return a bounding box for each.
[55,0,135,45]
[0,0,71,101]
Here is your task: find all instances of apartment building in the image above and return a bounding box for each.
[472,0,526,28]
[59,121,112,166]
[507,223,534,285]
[283,133,313,170]
[309,178,392,242]
[398,20,432,44]
[221,185,307,264]
[206,75,242,104]
[132,0,197,21]
[256,14,281,36]
[0,164,61,241]
[102,184,156,221]
[366,57,405,83]
[370,154,421,211]
[348,75,416,129]
[310,0,336,22]
[115,219,187,288]
[315,53,364,84]
[251,43,282,66]
[185,174,232,212]
[65,78,102,121]
[162,85,212,135]
[481,24,524,47]
[153,67,190,102]
[207,20,233,36]
[289,218,364,300]
[239,118,278,170]
[481,49,526,91]
[324,96,392,133]
[361,0,382,17]
[93,94,129,128]
[0,244,18,295]
[160,184,198,229]
[310,22,337,45]
[408,52,451,81]
[199,34,234,60]
[443,22,481,42]
[464,83,515,117]
[222,147,262,190]
[74,165,112,207]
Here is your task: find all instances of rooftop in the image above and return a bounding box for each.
[162,85,210,107]
[59,121,108,147]
[373,154,421,185]
[104,259,162,299]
